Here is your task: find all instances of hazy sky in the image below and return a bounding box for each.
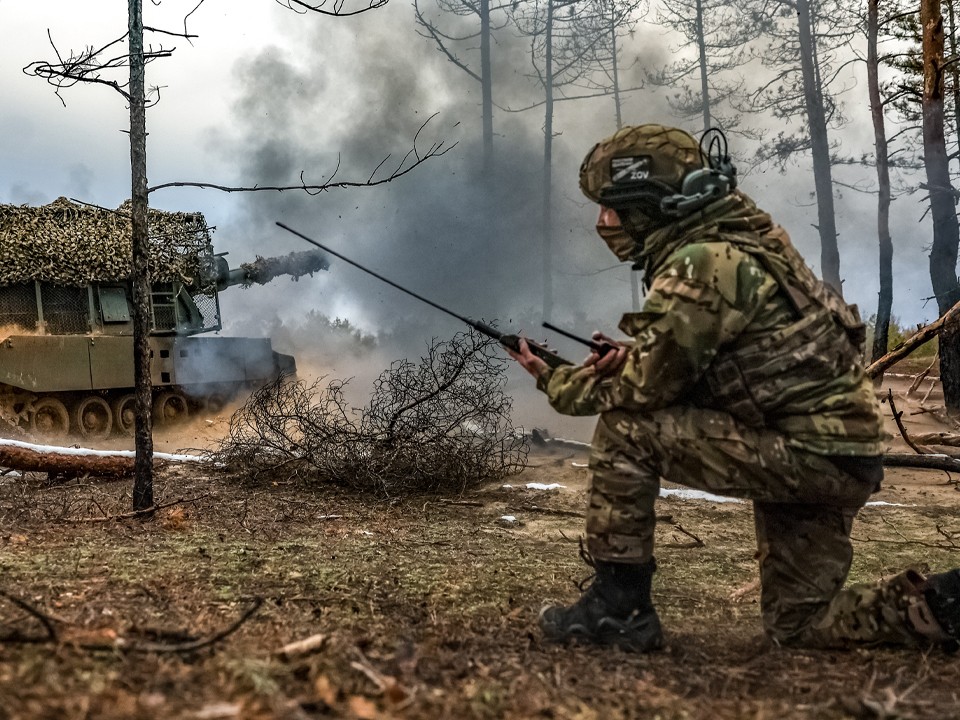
[0,0,945,348]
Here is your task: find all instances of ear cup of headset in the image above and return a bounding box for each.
[660,169,734,216]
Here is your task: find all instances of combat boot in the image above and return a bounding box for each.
[920,568,960,644]
[539,551,663,652]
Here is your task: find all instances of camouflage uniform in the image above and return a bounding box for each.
[537,157,950,647]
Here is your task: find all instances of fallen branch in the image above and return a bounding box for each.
[0,443,136,478]
[729,578,760,602]
[112,597,263,654]
[907,432,960,448]
[853,516,960,551]
[65,495,207,523]
[510,503,583,518]
[659,516,705,549]
[885,390,928,454]
[350,648,414,708]
[0,594,263,653]
[907,353,939,395]
[274,633,328,661]
[0,438,202,479]
[0,590,58,643]
[882,453,960,472]
[438,499,485,508]
[867,299,960,378]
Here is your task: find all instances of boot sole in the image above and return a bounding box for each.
[540,611,664,653]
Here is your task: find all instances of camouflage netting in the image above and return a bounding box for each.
[0,197,215,289]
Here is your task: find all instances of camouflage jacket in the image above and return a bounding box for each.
[537,192,884,457]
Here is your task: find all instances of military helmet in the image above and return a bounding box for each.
[579,124,706,209]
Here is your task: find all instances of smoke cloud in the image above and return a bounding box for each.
[201,3,935,438]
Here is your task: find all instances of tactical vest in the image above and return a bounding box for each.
[680,217,881,453]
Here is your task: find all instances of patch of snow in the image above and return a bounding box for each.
[550,437,591,448]
[659,488,743,504]
[499,515,517,523]
[660,489,915,508]
[501,482,566,491]
[0,437,203,462]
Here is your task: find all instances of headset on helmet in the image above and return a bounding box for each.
[596,127,738,219]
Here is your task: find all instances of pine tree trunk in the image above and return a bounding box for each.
[922,0,960,409]
[541,0,555,323]
[609,9,622,129]
[129,0,155,510]
[868,0,893,365]
[695,0,711,133]
[796,0,842,293]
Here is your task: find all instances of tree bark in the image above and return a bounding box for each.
[922,0,960,409]
[695,0,711,133]
[129,0,155,509]
[868,0,893,365]
[796,0,842,293]
[947,0,960,174]
[608,2,623,130]
[541,0,555,323]
[0,444,138,478]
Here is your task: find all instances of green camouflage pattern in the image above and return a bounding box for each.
[786,569,949,648]
[537,191,884,457]
[532,174,930,647]
[585,405,877,562]
[579,125,704,204]
[586,406,948,647]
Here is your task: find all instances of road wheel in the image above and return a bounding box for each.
[30,397,70,441]
[111,394,137,436]
[203,393,228,414]
[73,396,113,441]
[153,391,189,427]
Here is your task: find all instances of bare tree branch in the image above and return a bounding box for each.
[275,0,389,17]
[867,298,960,378]
[23,28,184,107]
[148,115,455,195]
[885,389,929,454]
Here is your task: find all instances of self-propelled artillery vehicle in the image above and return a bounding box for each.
[0,197,327,440]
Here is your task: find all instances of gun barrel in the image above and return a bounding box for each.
[215,249,329,290]
[542,322,604,352]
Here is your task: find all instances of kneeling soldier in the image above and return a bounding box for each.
[509,124,960,651]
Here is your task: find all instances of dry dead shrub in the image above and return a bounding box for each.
[207,331,528,495]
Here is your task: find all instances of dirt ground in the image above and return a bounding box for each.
[2,371,960,720]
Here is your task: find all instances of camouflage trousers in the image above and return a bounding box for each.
[586,405,946,648]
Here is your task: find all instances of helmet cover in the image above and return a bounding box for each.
[579,124,705,206]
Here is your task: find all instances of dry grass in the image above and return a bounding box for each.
[1,453,959,720]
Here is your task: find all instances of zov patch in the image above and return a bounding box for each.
[611,155,652,183]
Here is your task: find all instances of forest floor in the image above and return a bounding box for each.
[1,369,960,720]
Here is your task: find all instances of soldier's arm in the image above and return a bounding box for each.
[539,244,778,416]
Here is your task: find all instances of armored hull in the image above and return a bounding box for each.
[0,333,296,439]
[0,198,327,440]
